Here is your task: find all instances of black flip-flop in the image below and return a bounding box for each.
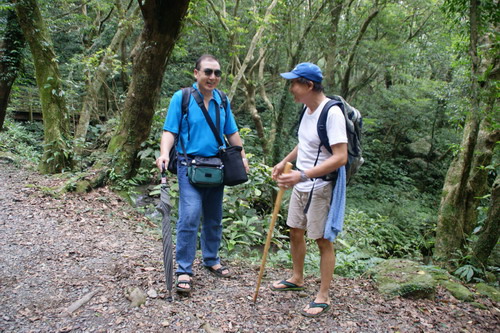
[175,276,192,294]
[270,279,305,291]
[300,301,331,317]
[205,265,232,278]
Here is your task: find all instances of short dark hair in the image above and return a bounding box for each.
[296,77,324,92]
[195,54,219,70]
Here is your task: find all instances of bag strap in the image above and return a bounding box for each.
[191,90,224,148]
[303,148,321,214]
[177,87,228,162]
[205,88,231,149]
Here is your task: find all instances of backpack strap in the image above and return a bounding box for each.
[317,99,343,154]
[181,87,192,114]
[182,87,228,121]
[215,88,228,112]
[181,87,194,141]
[298,99,343,154]
[301,98,342,214]
[175,87,196,160]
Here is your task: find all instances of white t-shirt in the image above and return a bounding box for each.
[295,98,348,192]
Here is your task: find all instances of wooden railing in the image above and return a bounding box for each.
[12,110,43,121]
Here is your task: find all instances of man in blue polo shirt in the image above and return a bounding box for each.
[156,54,249,295]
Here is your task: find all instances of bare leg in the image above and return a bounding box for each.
[303,238,335,315]
[272,227,306,288]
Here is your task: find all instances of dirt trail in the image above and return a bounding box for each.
[0,162,498,332]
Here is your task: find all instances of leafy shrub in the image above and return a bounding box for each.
[0,120,43,164]
[347,181,437,256]
[222,215,263,253]
[335,241,385,277]
[341,210,420,258]
[454,264,483,283]
[221,159,289,256]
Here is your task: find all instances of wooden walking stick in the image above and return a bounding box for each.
[253,162,293,303]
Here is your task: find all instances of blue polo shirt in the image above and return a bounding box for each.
[163,83,238,157]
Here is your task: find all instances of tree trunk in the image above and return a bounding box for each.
[106,0,190,179]
[0,9,25,131]
[14,0,72,173]
[434,0,493,264]
[470,52,500,267]
[74,5,138,152]
[120,39,130,92]
[434,114,482,264]
[323,0,343,91]
[243,77,269,157]
[472,174,500,268]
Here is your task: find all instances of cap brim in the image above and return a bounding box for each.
[280,72,299,80]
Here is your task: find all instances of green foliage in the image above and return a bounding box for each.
[342,210,421,259]
[220,158,288,256]
[0,120,43,165]
[42,136,74,172]
[347,182,438,245]
[454,264,483,283]
[442,0,499,36]
[335,243,385,278]
[446,220,499,284]
[222,215,263,253]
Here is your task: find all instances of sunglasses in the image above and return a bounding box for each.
[203,68,222,77]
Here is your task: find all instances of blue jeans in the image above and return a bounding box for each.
[176,160,224,275]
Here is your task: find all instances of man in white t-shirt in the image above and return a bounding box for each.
[270,62,348,317]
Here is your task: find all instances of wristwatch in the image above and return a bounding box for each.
[299,170,310,182]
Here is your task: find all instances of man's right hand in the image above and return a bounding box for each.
[272,161,286,181]
[156,154,169,171]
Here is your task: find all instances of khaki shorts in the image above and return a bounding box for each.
[286,183,333,240]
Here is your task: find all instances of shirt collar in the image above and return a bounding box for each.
[192,83,221,104]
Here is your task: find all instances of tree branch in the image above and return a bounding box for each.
[206,0,230,32]
[228,0,279,99]
[341,8,379,97]
[405,11,433,42]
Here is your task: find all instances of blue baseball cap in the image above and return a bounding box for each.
[280,62,323,83]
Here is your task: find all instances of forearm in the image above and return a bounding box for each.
[281,146,298,164]
[303,143,348,179]
[227,132,247,159]
[304,155,346,179]
[160,131,176,156]
[276,143,347,186]
[156,131,176,170]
